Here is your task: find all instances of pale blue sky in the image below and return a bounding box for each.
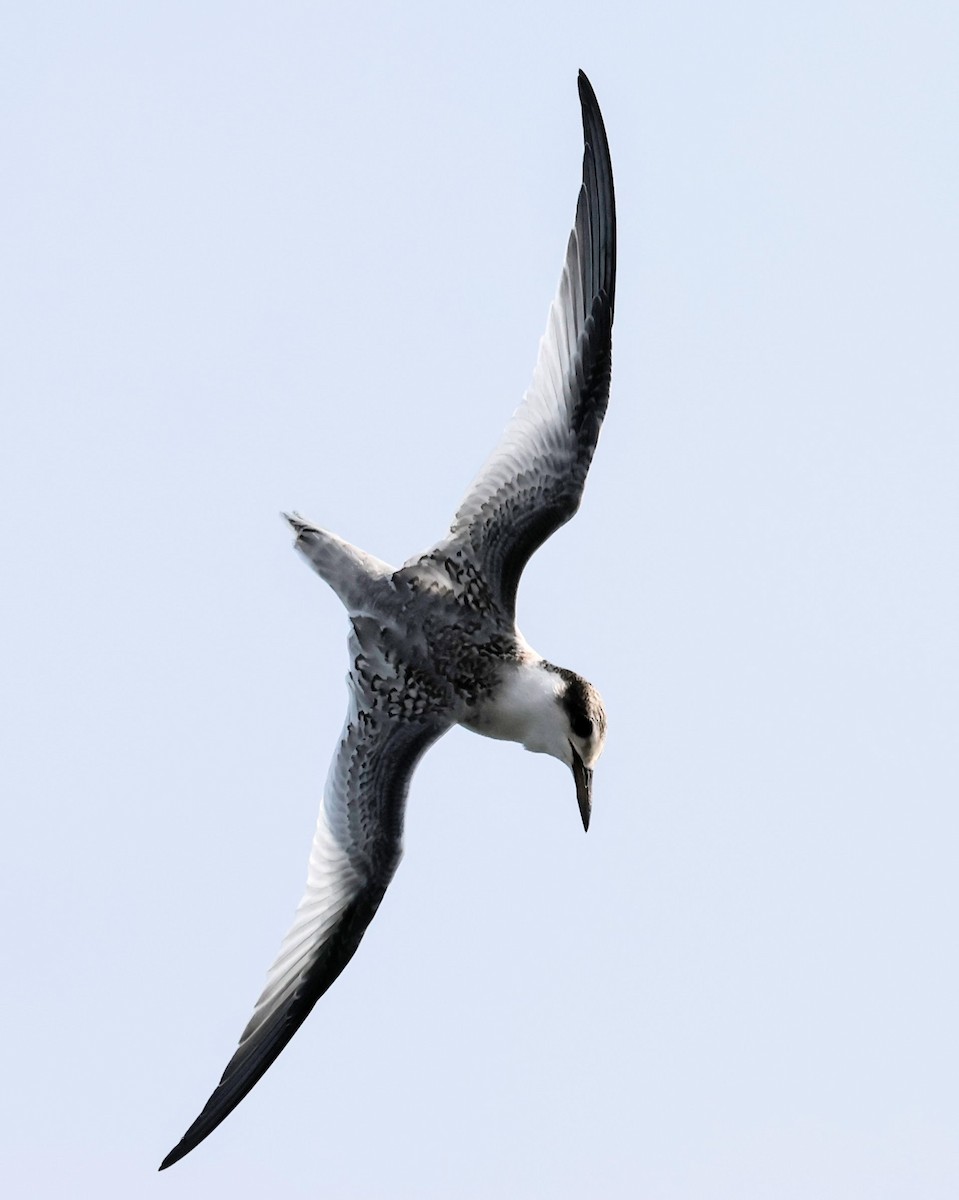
[2,2,958,1196]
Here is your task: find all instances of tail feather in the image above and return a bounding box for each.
[281,512,395,613]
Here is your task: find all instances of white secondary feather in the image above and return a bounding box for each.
[241,798,364,1042]
[448,221,592,529]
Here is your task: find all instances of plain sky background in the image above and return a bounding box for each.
[2,2,958,1196]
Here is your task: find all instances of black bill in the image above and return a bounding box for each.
[571,745,592,832]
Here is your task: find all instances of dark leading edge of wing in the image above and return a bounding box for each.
[430,70,617,616]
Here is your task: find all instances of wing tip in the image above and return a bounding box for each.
[575,69,612,168]
[574,69,616,315]
[158,1143,186,1171]
[577,69,597,106]
[157,1088,231,1171]
[576,70,605,140]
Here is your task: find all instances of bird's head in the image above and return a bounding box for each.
[554,669,607,832]
[489,657,607,831]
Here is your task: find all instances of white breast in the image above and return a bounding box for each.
[460,658,568,758]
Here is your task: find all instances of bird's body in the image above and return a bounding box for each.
[162,70,616,1170]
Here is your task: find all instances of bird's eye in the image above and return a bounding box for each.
[572,714,593,739]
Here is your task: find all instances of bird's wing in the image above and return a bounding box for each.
[419,72,616,617]
[160,633,449,1170]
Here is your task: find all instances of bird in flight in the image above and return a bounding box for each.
[161,69,616,1170]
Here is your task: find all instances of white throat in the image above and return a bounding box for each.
[460,659,569,761]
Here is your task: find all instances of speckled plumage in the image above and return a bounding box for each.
[162,71,616,1171]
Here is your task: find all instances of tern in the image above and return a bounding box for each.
[161,70,616,1170]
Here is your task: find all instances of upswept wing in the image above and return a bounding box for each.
[160,663,448,1170]
[426,71,616,615]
